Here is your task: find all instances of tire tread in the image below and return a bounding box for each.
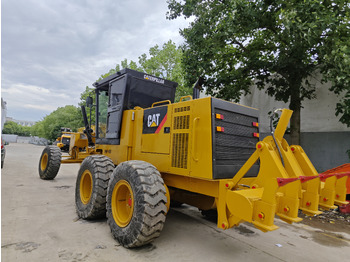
[75,155,114,219]
[107,160,167,248]
[38,146,62,180]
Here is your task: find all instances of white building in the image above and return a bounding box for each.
[5,117,37,127]
[1,98,7,133]
[239,75,350,172]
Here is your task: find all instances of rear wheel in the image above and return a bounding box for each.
[107,160,167,248]
[75,155,114,219]
[38,146,62,180]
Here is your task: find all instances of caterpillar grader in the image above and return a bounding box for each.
[56,128,72,152]
[38,68,350,248]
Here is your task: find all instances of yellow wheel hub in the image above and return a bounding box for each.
[41,153,48,171]
[112,180,134,227]
[80,170,93,205]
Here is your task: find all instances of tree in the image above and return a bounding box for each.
[94,41,191,103]
[167,0,350,144]
[31,105,84,141]
[138,40,191,100]
[79,86,96,123]
[3,121,21,135]
[98,59,140,81]
[3,121,31,136]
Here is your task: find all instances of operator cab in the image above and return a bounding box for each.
[93,68,178,145]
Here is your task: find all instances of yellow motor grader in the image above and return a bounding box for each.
[38,68,350,248]
[56,128,73,152]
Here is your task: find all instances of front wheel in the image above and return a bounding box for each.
[107,160,167,248]
[38,146,62,180]
[75,155,114,219]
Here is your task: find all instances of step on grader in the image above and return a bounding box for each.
[38,68,350,248]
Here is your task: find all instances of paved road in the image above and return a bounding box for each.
[2,143,350,261]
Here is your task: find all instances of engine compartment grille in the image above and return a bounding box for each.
[171,106,191,169]
[212,99,259,179]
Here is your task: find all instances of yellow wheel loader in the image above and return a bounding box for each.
[38,68,350,248]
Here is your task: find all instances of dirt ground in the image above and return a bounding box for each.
[299,208,350,233]
[1,143,350,262]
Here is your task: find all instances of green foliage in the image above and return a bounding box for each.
[98,59,140,81]
[31,105,84,141]
[138,40,191,101]
[33,41,191,141]
[2,121,31,136]
[79,86,96,123]
[79,86,95,107]
[96,40,191,102]
[335,90,350,127]
[167,0,350,142]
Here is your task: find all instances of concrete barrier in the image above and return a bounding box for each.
[2,134,18,143]
[1,134,48,146]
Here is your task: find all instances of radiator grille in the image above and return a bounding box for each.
[174,106,190,113]
[212,100,259,179]
[171,106,191,169]
[171,133,189,168]
[174,115,190,130]
[215,108,257,126]
[214,109,258,164]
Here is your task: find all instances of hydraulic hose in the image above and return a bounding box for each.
[270,109,285,167]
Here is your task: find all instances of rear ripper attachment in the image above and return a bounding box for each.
[215,109,350,232]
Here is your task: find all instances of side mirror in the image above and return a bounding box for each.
[86,96,93,108]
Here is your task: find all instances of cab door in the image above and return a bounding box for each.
[106,76,127,140]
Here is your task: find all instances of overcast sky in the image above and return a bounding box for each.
[1,0,191,122]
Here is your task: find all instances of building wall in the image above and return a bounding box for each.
[300,132,350,172]
[240,75,350,171]
[240,79,347,133]
[260,132,350,173]
[1,98,7,133]
[2,134,18,143]
[1,134,48,145]
[5,117,36,127]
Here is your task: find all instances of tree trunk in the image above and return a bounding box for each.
[290,104,300,145]
[289,82,301,145]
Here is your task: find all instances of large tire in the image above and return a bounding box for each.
[75,155,114,219]
[107,160,167,248]
[38,146,62,180]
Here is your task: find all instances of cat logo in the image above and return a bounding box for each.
[143,107,168,134]
[147,113,161,127]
